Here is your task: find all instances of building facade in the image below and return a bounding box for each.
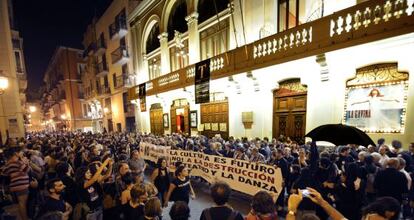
[128,0,414,147]
[81,0,140,133]
[40,47,91,131]
[0,0,27,144]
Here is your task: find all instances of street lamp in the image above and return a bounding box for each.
[103,107,109,114]
[29,106,36,113]
[60,114,67,120]
[0,74,9,94]
[0,74,8,146]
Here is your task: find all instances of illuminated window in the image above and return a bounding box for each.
[148,55,161,80]
[278,0,299,32]
[170,40,189,71]
[200,19,229,60]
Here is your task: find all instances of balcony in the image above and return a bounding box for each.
[109,18,128,40]
[111,46,130,66]
[98,86,111,96]
[16,66,24,74]
[96,60,109,77]
[82,43,97,60]
[129,0,414,97]
[18,78,27,93]
[78,92,85,100]
[94,37,106,56]
[114,75,125,89]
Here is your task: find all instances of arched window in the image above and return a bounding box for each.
[146,23,160,54]
[198,0,229,24]
[167,0,188,41]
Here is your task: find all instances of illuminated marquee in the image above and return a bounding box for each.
[343,63,409,133]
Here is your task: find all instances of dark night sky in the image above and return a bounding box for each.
[13,0,113,95]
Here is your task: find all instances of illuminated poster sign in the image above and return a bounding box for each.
[343,63,409,133]
[195,59,210,104]
[344,84,406,132]
[138,83,146,112]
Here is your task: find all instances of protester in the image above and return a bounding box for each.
[164,164,195,206]
[170,201,190,220]
[38,178,72,219]
[150,157,170,204]
[245,191,278,220]
[200,181,243,220]
[1,131,414,220]
[374,158,408,202]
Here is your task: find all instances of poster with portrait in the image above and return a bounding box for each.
[344,84,406,132]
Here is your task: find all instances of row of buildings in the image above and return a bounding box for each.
[38,0,414,147]
[0,0,29,144]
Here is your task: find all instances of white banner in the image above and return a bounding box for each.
[139,142,283,198]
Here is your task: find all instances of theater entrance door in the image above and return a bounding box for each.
[273,79,307,144]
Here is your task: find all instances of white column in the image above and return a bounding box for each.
[185,12,200,64]
[158,32,170,75]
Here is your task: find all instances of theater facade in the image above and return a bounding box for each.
[127,0,414,146]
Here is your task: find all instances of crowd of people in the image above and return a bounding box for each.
[0,131,413,220]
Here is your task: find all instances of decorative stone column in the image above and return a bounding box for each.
[185,12,200,64]
[158,32,170,75]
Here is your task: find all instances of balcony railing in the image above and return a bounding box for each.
[83,43,97,60]
[98,86,111,95]
[95,37,106,56]
[114,75,124,89]
[96,60,109,77]
[111,46,129,66]
[130,0,414,98]
[109,18,128,40]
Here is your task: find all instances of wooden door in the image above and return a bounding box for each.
[200,100,229,139]
[273,80,307,144]
[150,108,164,135]
[170,108,177,133]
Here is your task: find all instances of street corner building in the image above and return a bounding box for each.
[0,0,28,144]
[123,0,414,147]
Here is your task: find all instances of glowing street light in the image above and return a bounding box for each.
[103,107,109,114]
[61,114,67,120]
[0,74,9,95]
[29,106,36,113]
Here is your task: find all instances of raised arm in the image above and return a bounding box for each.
[84,158,110,188]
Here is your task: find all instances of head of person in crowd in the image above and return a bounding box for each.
[46,178,65,195]
[175,164,189,178]
[4,146,22,162]
[397,157,406,171]
[391,140,402,151]
[362,197,400,220]
[56,161,71,177]
[130,184,148,204]
[211,181,231,206]
[409,142,414,154]
[338,146,350,157]
[386,158,400,170]
[275,148,284,160]
[377,138,385,147]
[250,191,276,216]
[358,151,367,163]
[370,152,381,164]
[157,157,167,169]
[118,161,130,176]
[367,145,376,153]
[144,197,162,219]
[169,201,190,220]
[131,150,140,160]
[379,145,389,156]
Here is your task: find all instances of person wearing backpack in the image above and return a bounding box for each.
[199,182,243,220]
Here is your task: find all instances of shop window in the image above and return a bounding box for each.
[200,19,229,60]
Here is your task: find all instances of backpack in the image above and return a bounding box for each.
[204,208,238,220]
[365,167,378,193]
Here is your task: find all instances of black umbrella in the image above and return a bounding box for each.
[305,124,376,146]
